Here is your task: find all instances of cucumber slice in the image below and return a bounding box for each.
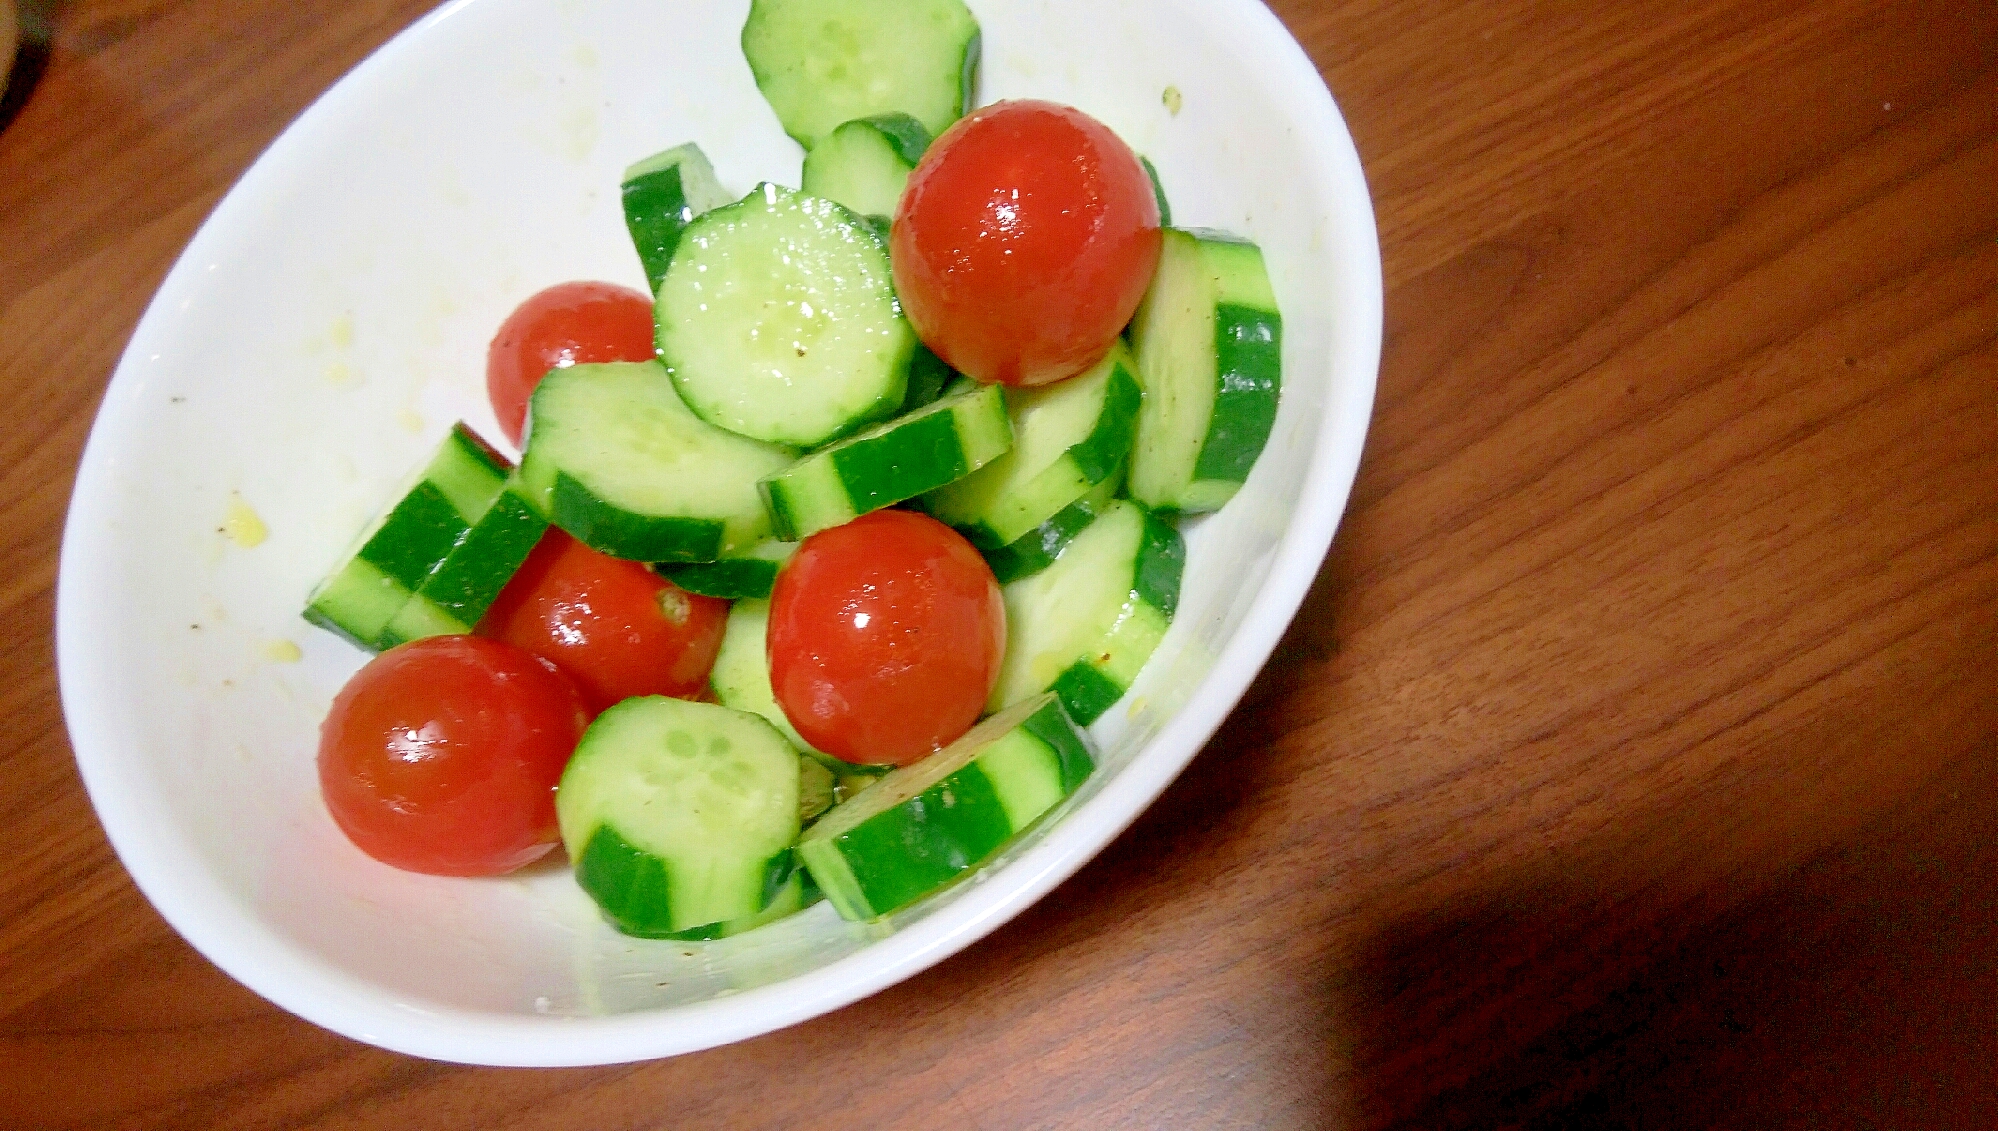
[924,341,1141,549]
[759,380,1012,541]
[656,540,796,600]
[657,183,913,448]
[518,360,794,562]
[990,500,1183,725]
[799,692,1095,921]
[303,423,512,650]
[622,142,734,295]
[1128,228,1282,514]
[741,0,980,151]
[558,697,802,938]
[981,471,1121,584]
[800,113,931,221]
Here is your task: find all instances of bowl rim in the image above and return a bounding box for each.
[54,0,1381,1066]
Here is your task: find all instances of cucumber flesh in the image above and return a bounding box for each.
[759,380,1012,541]
[657,183,913,449]
[800,113,931,221]
[990,499,1183,725]
[518,361,794,562]
[1128,228,1282,514]
[558,697,802,938]
[622,142,734,295]
[742,0,980,150]
[923,340,1141,549]
[798,692,1095,921]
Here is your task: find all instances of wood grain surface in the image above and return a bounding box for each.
[3,0,1993,1127]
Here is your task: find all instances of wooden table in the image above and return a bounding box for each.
[3,0,1992,1126]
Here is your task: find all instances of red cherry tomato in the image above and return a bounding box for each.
[891,100,1162,387]
[318,635,588,876]
[767,510,1005,766]
[477,527,728,713]
[486,280,656,446]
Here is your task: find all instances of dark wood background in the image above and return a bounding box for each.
[3,0,1992,1126]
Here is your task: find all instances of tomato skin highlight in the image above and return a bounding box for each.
[476,527,728,713]
[891,100,1162,387]
[318,635,589,876]
[486,280,656,446]
[767,510,1005,766]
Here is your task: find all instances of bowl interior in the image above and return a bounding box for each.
[57,0,1379,1065]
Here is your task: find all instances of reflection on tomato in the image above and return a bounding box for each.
[486,280,656,446]
[767,510,1005,766]
[891,100,1161,387]
[477,527,728,713]
[318,635,588,876]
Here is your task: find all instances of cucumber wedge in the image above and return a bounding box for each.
[1128,228,1282,514]
[924,341,1141,548]
[622,142,734,295]
[990,499,1183,725]
[558,697,802,938]
[657,183,914,448]
[800,113,931,221]
[798,692,1095,921]
[304,423,518,650]
[518,360,794,562]
[759,380,1012,541]
[742,0,980,150]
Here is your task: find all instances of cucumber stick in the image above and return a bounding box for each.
[799,692,1095,921]
[558,697,802,938]
[991,499,1184,725]
[742,0,980,151]
[519,361,794,562]
[924,341,1141,549]
[657,183,914,449]
[622,142,733,295]
[760,380,1012,541]
[304,423,544,650]
[1128,228,1282,514]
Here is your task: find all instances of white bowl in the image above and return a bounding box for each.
[56,0,1379,1066]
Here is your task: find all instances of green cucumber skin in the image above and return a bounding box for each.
[855,112,932,166]
[656,557,780,599]
[410,487,548,626]
[623,160,701,295]
[1140,155,1171,228]
[1193,303,1282,484]
[577,825,795,940]
[758,383,1011,542]
[1069,362,1144,484]
[302,560,410,651]
[904,344,956,412]
[817,764,1013,920]
[357,482,471,589]
[799,695,1094,921]
[1048,661,1127,727]
[1045,506,1183,725]
[553,470,726,563]
[981,472,1121,584]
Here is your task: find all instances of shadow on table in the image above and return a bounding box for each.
[1335,759,1998,1129]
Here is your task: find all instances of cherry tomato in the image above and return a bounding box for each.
[486,280,656,446]
[477,527,728,713]
[318,635,588,876]
[767,510,1005,766]
[891,100,1162,387]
